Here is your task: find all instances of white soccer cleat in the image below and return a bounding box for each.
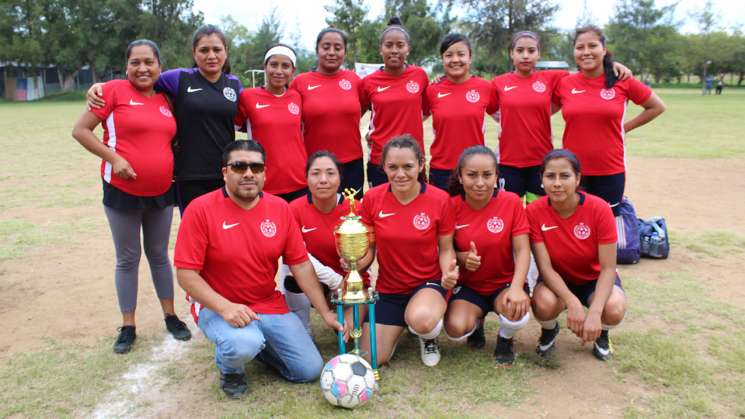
[419,337,441,367]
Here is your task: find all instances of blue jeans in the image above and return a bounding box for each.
[198,307,323,383]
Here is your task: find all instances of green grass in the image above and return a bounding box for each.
[0,338,150,418]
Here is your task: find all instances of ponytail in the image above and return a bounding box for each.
[603,51,617,89]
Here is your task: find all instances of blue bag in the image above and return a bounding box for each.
[638,217,670,259]
[615,197,641,264]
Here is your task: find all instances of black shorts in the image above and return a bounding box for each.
[450,283,529,314]
[340,158,364,199]
[567,276,623,307]
[498,164,544,198]
[580,173,625,215]
[365,281,447,327]
[366,161,387,188]
[428,168,452,191]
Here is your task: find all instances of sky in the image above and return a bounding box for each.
[192,0,744,51]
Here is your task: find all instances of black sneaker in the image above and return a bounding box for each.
[536,323,560,356]
[113,326,136,354]
[494,336,515,365]
[220,372,248,398]
[467,323,486,349]
[592,330,613,361]
[165,314,192,341]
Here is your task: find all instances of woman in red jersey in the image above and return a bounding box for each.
[360,17,430,187]
[444,146,531,366]
[284,151,368,336]
[291,28,365,198]
[493,31,634,205]
[236,44,307,202]
[358,135,458,368]
[425,34,498,190]
[553,26,665,214]
[72,40,191,354]
[527,149,626,361]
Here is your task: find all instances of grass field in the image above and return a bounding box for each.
[1,89,744,418]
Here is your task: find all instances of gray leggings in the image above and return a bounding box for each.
[104,205,175,313]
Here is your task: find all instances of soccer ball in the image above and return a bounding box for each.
[320,354,377,409]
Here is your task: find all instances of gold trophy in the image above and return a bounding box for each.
[335,189,372,303]
[333,188,380,379]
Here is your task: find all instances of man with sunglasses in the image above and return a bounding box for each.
[174,140,344,398]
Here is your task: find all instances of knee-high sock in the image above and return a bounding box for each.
[498,313,530,339]
[446,319,480,342]
[409,318,443,340]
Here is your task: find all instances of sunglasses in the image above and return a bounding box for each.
[226,161,265,175]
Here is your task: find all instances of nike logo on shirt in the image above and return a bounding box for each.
[377,86,391,93]
[378,210,395,218]
[187,86,203,93]
[437,92,451,99]
[541,224,558,232]
[307,84,321,90]
[455,224,470,230]
[504,86,517,91]
[571,88,586,94]
[222,221,240,230]
[129,99,144,106]
[301,226,317,233]
[255,103,270,109]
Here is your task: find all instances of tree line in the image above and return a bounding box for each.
[2,0,744,88]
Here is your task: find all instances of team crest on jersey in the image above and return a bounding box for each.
[600,88,616,100]
[288,102,300,115]
[573,222,591,240]
[260,219,277,238]
[486,216,504,234]
[223,87,237,102]
[465,89,480,103]
[159,106,173,117]
[412,212,431,231]
[406,80,420,94]
[532,80,547,93]
[338,79,352,90]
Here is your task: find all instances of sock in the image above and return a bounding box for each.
[498,313,530,339]
[538,319,558,330]
[409,319,443,340]
[446,320,480,342]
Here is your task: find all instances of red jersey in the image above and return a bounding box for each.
[425,77,497,170]
[91,79,176,196]
[360,183,455,294]
[360,66,429,165]
[289,195,370,284]
[491,70,567,168]
[451,191,529,294]
[290,70,363,163]
[553,74,652,175]
[236,88,307,194]
[174,189,308,315]
[526,193,617,285]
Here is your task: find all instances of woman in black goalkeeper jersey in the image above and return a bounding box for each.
[88,24,242,213]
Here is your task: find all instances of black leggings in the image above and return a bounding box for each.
[580,173,625,215]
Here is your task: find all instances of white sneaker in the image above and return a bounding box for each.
[419,337,441,367]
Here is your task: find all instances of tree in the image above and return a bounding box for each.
[458,0,559,74]
[692,0,718,34]
[605,0,684,83]
[139,0,204,69]
[382,0,453,65]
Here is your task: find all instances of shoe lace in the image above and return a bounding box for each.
[423,339,439,355]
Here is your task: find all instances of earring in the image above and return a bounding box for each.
[540,184,544,189]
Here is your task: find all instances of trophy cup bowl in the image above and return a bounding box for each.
[335,214,370,304]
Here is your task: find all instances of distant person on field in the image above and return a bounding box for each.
[705,75,714,95]
[174,140,344,399]
[72,39,191,354]
[87,24,242,213]
[528,150,627,361]
[716,75,724,95]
